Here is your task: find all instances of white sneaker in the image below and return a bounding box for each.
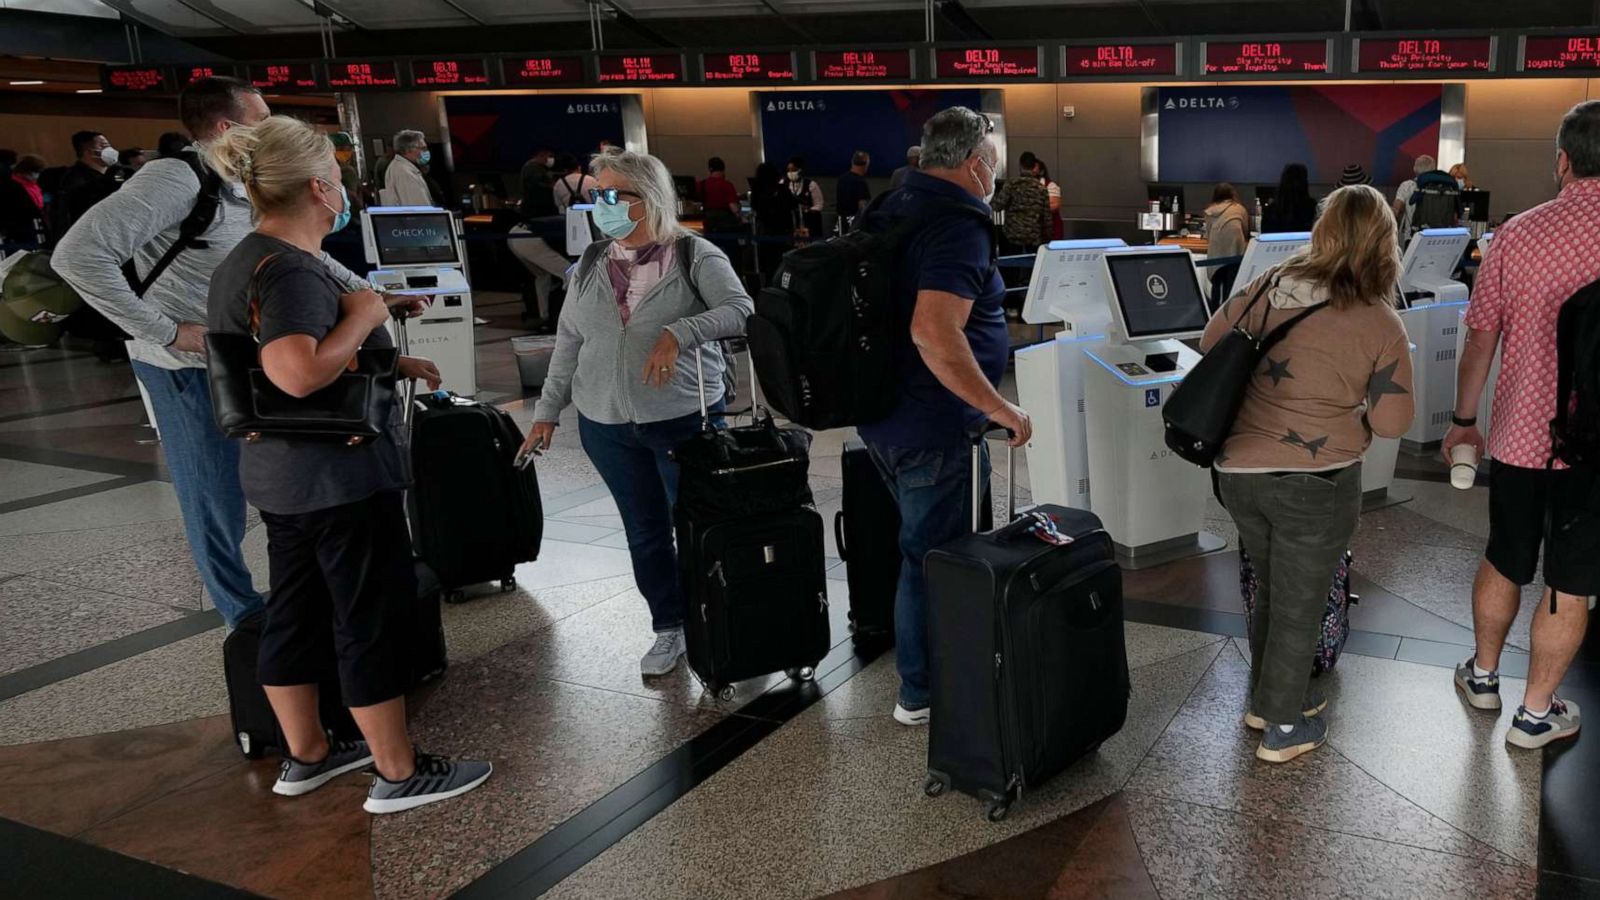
[640,628,686,677]
[893,703,930,726]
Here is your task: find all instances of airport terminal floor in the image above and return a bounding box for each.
[1,289,1596,900]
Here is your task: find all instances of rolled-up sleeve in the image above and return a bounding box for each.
[663,242,754,351]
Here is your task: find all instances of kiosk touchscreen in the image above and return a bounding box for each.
[1397,227,1472,449]
[1081,246,1223,567]
[1015,240,1125,511]
[362,206,478,396]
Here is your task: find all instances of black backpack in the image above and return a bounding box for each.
[119,149,225,298]
[748,196,992,430]
[1550,277,1600,467]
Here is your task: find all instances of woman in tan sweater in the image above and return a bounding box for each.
[1200,184,1415,763]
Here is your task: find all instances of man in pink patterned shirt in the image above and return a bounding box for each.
[1445,100,1600,750]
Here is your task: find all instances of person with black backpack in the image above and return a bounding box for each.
[52,77,382,630]
[1443,99,1600,751]
[853,106,1031,728]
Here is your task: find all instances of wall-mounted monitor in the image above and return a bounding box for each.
[176,64,240,88]
[326,60,401,89]
[597,54,684,84]
[1203,40,1331,76]
[500,55,587,87]
[813,49,915,81]
[1520,34,1600,72]
[247,62,324,92]
[933,47,1043,80]
[1063,43,1179,77]
[700,51,797,83]
[102,65,171,93]
[1353,36,1496,74]
[411,57,492,88]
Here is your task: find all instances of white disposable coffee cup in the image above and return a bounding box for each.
[1450,443,1479,490]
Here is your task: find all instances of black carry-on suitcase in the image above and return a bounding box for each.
[836,438,901,644]
[675,348,831,701]
[923,425,1130,822]
[396,313,543,603]
[223,613,359,759]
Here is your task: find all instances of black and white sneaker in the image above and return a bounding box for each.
[363,750,492,815]
[273,733,374,797]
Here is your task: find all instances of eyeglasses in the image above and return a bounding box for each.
[981,114,995,134]
[589,187,642,206]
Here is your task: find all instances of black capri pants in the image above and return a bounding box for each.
[257,490,415,708]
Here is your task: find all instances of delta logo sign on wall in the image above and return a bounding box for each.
[566,102,622,114]
[1154,84,1442,185]
[444,94,627,170]
[757,88,980,177]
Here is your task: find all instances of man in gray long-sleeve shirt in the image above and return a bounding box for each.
[53,77,375,627]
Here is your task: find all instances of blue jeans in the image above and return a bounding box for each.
[865,440,988,710]
[578,410,713,633]
[133,362,264,628]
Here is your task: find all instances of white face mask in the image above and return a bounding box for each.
[99,145,119,167]
[786,171,801,182]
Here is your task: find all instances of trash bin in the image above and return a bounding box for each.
[512,335,558,389]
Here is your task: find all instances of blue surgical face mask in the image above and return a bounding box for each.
[318,178,351,233]
[591,199,639,239]
[418,149,432,166]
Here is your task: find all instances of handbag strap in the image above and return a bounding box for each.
[246,250,359,374]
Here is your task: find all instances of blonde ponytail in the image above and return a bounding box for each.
[205,115,334,215]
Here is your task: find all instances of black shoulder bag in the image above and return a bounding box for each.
[1163,276,1327,467]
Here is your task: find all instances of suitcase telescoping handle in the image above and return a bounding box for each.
[391,304,417,429]
[970,422,1017,534]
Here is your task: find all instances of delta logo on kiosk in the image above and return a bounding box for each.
[765,99,826,112]
[1163,96,1241,110]
[566,102,621,115]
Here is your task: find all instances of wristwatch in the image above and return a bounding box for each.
[1451,413,1477,428]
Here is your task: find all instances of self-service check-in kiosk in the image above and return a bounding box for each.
[1081,246,1225,568]
[1234,232,1312,298]
[1454,230,1500,456]
[362,206,477,397]
[1397,227,1473,451]
[1013,239,1125,510]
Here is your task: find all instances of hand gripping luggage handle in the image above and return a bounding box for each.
[970,422,1017,534]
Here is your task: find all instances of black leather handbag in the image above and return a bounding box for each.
[205,254,398,445]
[1163,275,1327,467]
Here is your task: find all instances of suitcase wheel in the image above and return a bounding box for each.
[715,684,737,702]
[985,800,1011,823]
[784,666,816,682]
[444,589,468,605]
[499,577,517,593]
[923,776,947,798]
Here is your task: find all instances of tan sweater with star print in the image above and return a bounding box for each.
[1200,270,1415,474]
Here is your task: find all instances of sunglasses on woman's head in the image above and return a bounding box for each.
[589,187,642,206]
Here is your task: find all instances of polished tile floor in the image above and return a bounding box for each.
[0,293,1593,899]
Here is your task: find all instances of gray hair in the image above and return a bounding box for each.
[588,148,686,242]
[1558,100,1600,178]
[394,129,427,155]
[851,150,870,167]
[1413,154,1436,175]
[919,106,990,170]
[905,145,921,161]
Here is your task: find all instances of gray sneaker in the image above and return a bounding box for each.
[273,732,373,797]
[1507,697,1581,750]
[363,751,493,815]
[1454,656,1503,711]
[1243,687,1328,731]
[1256,714,1328,763]
[641,628,686,678]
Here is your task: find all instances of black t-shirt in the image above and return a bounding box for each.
[835,171,872,219]
[207,232,406,515]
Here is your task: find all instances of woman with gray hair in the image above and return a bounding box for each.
[520,148,754,678]
[379,128,433,206]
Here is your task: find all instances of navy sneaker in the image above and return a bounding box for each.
[1507,697,1581,750]
[1454,656,1502,711]
[1256,715,1328,763]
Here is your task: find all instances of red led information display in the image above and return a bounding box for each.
[326,60,400,89]
[247,63,323,91]
[103,66,171,93]
[1204,40,1329,75]
[701,52,796,82]
[934,47,1041,79]
[1356,37,1494,73]
[1521,35,1600,72]
[815,49,914,81]
[411,58,491,87]
[177,65,238,87]
[1063,44,1178,75]
[502,56,585,86]
[598,54,684,84]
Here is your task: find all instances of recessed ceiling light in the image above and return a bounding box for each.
[9,80,45,86]
[76,89,102,94]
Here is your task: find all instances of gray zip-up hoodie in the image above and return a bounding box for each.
[532,234,753,426]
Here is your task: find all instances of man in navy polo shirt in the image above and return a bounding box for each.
[858,106,1033,726]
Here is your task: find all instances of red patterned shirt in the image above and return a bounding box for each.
[1464,178,1600,469]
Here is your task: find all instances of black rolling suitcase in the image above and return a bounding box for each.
[223,613,359,759]
[835,438,900,644]
[675,349,831,701]
[923,426,1129,822]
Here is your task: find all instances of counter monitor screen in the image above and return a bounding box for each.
[1204,40,1329,75]
[411,58,491,87]
[1064,44,1178,76]
[371,212,459,267]
[814,49,913,81]
[103,66,170,93]
[1521,35,1600,72]
[248,63,323,91]
[701,52,797,82]
[177,65,239,87]
[598,54,683,84]
[1104,250,1210,341]
[934,47,1042,79]
[501,55,586,86]
[1355,37,1495,73]
[326,60,400,89]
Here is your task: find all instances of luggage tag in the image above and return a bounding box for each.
[1024,511,1073,547]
